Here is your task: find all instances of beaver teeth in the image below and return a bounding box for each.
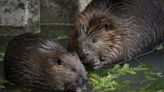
[91,59,101,67]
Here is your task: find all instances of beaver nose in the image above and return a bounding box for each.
[82,49,90,55]
[85,52,90,56]
[80,78,88,90]
[75,77,88,89]
[83,50,92,56]
[82,77,88,85]
[81,50,91,58]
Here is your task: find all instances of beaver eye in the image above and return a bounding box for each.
[105,23,114,30]
[72,68,76,72]
[77,38,80,41]
[71,52,78,57]
[92,38,97,43]
[50,57,62,65]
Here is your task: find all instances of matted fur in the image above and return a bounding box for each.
[68,0,164,69]
[4,33,87,91]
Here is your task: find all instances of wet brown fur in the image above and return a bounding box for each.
[68,0,164,69]
[4,33,87,91]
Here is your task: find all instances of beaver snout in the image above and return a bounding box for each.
[75,77,88,92]
[81,50,101,68]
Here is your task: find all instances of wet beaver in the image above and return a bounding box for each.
[4,33,88,92]
[68,0,164,69]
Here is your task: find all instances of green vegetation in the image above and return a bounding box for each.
[40,25,69,40]
[88,64,164,92]
[22,88,32,92]
[1,64,163,92]
[0,52,5,62]
[57,35,67,40]
[0,77,8,89]
[156,44,164,51]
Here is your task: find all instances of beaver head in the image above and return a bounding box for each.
[71,12,124,69]
[4,33,88,92]
[67,2,128,69]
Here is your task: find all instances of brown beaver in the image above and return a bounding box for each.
[4,33,88,92]
[68,0,164,69]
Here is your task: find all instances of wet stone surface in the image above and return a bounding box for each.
[0,0,40,34]
[40,0,79,23]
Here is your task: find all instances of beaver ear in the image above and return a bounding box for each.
[49,57,62,65]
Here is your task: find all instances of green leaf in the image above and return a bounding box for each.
[156,44,164,51]
[88,63,164,91]
[0,52,5,62]
[0,77,8,89]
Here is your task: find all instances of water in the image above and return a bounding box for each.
[0,25,164,92]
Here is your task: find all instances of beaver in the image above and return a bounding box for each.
[4,33,88,92]
[68,0,164,69]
